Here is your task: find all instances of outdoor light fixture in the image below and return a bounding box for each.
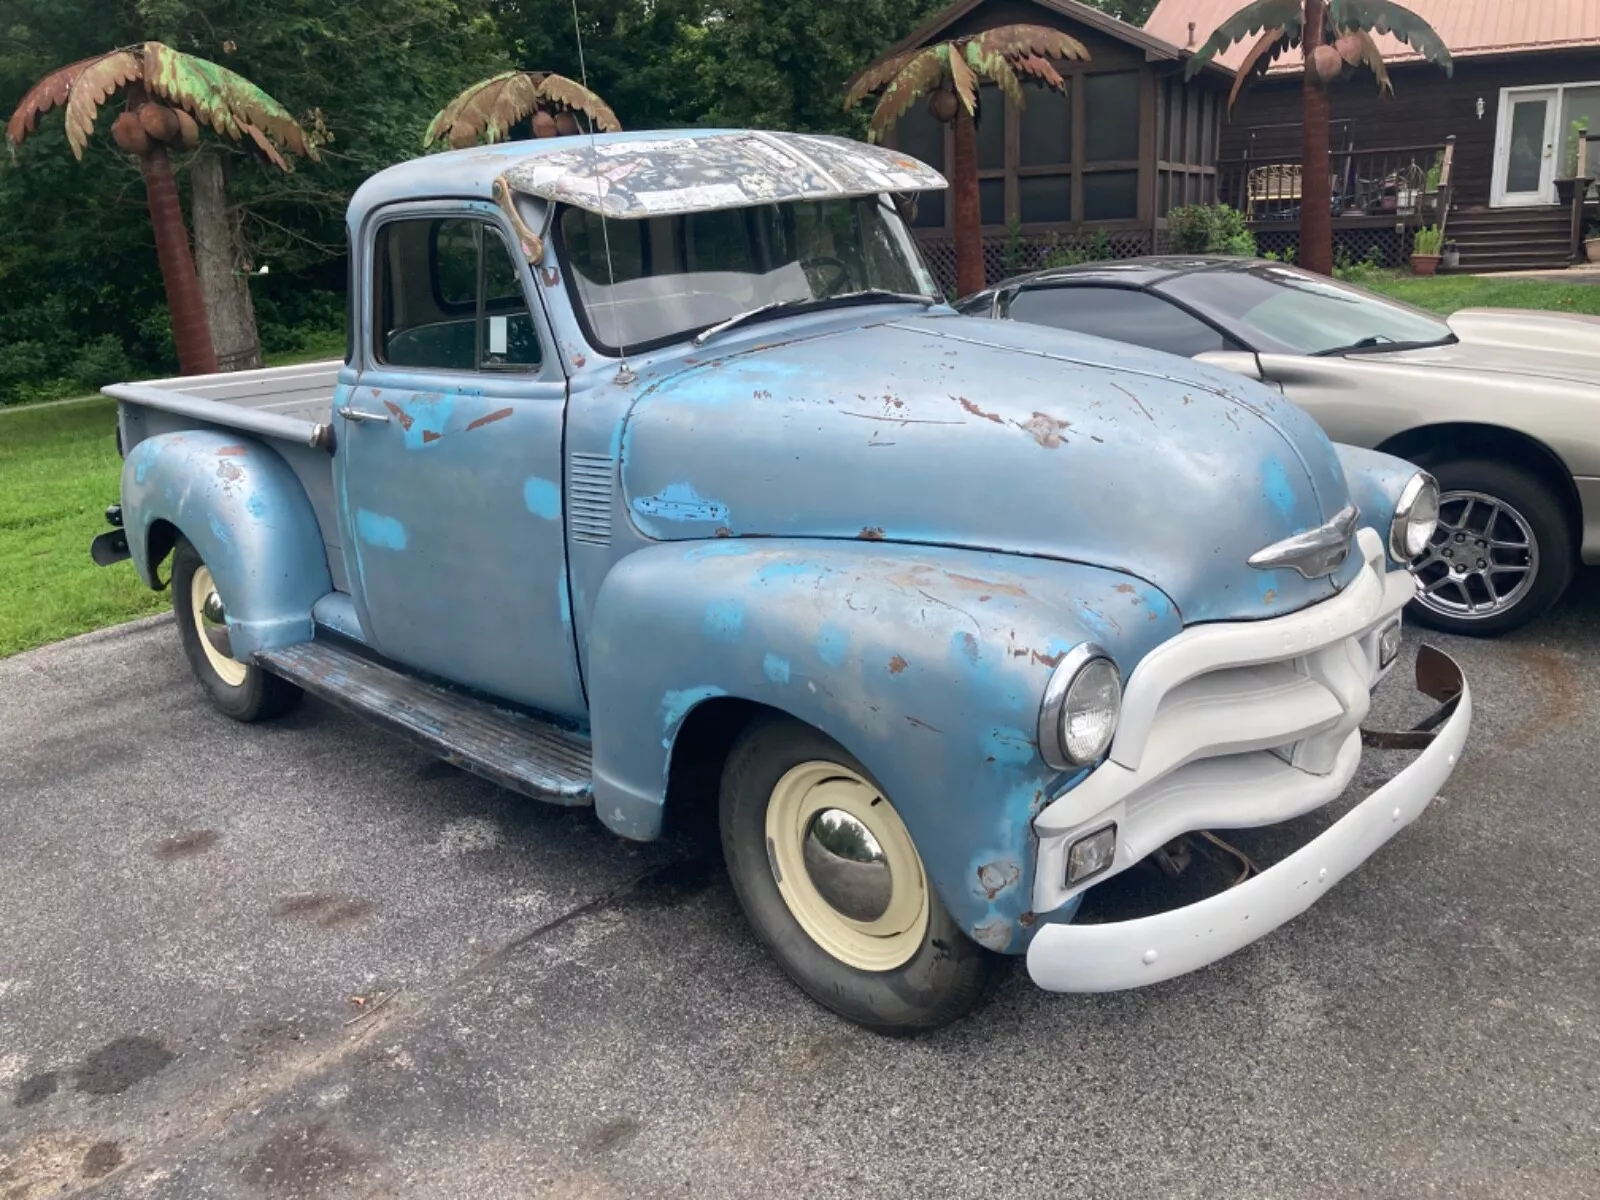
[1476,98,1486,119]
[1066,824,1117,886]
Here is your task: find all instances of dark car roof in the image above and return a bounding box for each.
[985,255,1266,293]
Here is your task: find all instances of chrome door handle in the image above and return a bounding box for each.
[338,406,390,423]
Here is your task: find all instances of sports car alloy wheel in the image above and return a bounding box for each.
[1410,490,1538,621]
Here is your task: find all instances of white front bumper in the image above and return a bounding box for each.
[1025,526,1471,992]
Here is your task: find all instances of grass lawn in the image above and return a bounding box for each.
[1362,273,1600,316]
[0,337,343,657]
[0,397,168,657]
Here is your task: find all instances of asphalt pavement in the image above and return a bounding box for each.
[2,574,1598,1199]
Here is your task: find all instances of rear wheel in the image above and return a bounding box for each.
[1407,459,1574,637]
[171,537,302,722]
[719,716,994,1033]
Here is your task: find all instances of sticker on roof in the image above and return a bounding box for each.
[504,130,946,218]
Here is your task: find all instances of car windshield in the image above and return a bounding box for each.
[557,196,940,354]
[1157,264,1454,356]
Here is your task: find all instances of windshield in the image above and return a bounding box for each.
[557,196,940,354]
[1157,264,1454,356]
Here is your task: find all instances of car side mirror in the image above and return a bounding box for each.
[1194,350,1265,381]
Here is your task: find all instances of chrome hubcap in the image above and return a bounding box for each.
[1411,490,1538,619]
[199,587,232,658]
[802,809,892,922]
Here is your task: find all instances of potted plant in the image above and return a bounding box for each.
[1556,117,1591,206]
[1586,222,1600,265]
[1411,225,1443,275]
[1441,239,1460,270]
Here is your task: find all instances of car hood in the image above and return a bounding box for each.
[1385,308,1600,388]
[619,313,1362,624]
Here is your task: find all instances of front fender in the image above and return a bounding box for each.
[586,539,1181,953]
[1336,443,1424,567]
[122,430,331,659]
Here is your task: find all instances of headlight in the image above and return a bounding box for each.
[1038,644,1122,769]
[1390,471,1440,561]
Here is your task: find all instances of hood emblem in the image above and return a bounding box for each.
[1248,505,1360,580]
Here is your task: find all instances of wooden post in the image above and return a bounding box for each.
[1437,134,1455,241]
[1572,134,1589,263]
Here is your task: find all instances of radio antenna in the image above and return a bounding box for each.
[569,0,634,384]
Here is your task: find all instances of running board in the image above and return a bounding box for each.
[256,640,593,805]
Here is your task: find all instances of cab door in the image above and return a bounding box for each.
[337,202,585,719]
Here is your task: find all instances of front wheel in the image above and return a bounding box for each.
[719,716,994,1034]
[1406,459,1574,637]
[171,537,302,722]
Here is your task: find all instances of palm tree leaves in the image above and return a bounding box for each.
[424,71,620,149]
[847,24,1089,144]
[63,52,141,160]
[1228,27,1290,110]
[1187,0,1305,78]
[142,43,315,163]
[5,42,316,169]
[1342,29,1393,93]
[1328,0,1452,73]
[861,48,948,140]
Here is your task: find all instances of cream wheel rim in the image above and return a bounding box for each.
[191,565,248,687]
[765,761,930,972]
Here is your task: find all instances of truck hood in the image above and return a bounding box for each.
[1386,309,1600,388]
[619,313,1361,624]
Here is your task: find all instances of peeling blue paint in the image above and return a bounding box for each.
[1261,458,1296,518]
[703,598,744,642]
[209,513,232,547]
[356,509,408,550]
[815,623,849,666]
[632,482,729,523]
[557,567,572,627]
[523,476,562,519]
[245,493,268,519]
[985,726,1036,765]
[762,653,791,684]
[659,685,726,748]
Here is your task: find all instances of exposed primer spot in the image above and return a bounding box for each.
[713,526,733,538]
[858,526,886,541]
[215,445,248,457]
[216,460,244,486]
[1017,412,1070,448]
[977,860,1021,899]
[632,482,729,523]
[572,353,587,368]
[523,476,562,520]
[762,653,791,684]
[887,654,909,675]
[703,598,744,642]
[465,407,514,432]
[1114,583,1136,594]
[946,572,1026,597]
[985,726,1035,765]
[355,509,407,551]
[421,430,442,444]
[541,266,560,287]
[1263,589,1278,604]
[971,918,1012,952]
[1030,648,1065,668]
[957,632,979,663]
[957,395,1004,424]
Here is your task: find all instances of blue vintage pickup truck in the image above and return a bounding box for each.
[95,130,1470,1032]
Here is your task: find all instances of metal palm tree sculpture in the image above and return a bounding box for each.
[846,26,1091,296]
[7,43,317,376]
[1185,0,1452,275]
[425,71,621,149]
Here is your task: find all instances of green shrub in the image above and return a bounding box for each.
[1167,204,1257,256]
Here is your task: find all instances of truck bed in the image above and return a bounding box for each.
[106,360,348,590]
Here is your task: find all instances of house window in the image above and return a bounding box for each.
[1084,171,1138,220]
[1020,80,1071,167]
[1019,174,1071,222]
[1085,72,1140,162]
[979,178,1006,225]
[976,83,1005,169]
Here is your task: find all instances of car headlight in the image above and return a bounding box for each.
[1038,644,1122,770]
[1390,471,1440,561]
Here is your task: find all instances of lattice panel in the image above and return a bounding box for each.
[918,231,1156,297]
[1251,226,1410,268]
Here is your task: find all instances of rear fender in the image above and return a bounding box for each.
[586,539,1181,952]
[122,430,331,658]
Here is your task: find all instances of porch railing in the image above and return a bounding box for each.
[1216,140,1453,226]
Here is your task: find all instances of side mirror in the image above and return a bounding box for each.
[1194,350,1265,381]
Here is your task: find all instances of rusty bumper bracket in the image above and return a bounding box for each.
[1360,644,1464,750]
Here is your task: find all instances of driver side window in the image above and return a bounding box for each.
[374,216,543,372]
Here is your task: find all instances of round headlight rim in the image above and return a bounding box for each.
[1038,642,1123,771]
[1390,470,1440,562]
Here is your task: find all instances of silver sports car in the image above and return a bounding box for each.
[958,257,1600,635]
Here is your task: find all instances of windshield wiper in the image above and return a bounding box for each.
[691,290,936,347]
[1311,334,1456,357]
